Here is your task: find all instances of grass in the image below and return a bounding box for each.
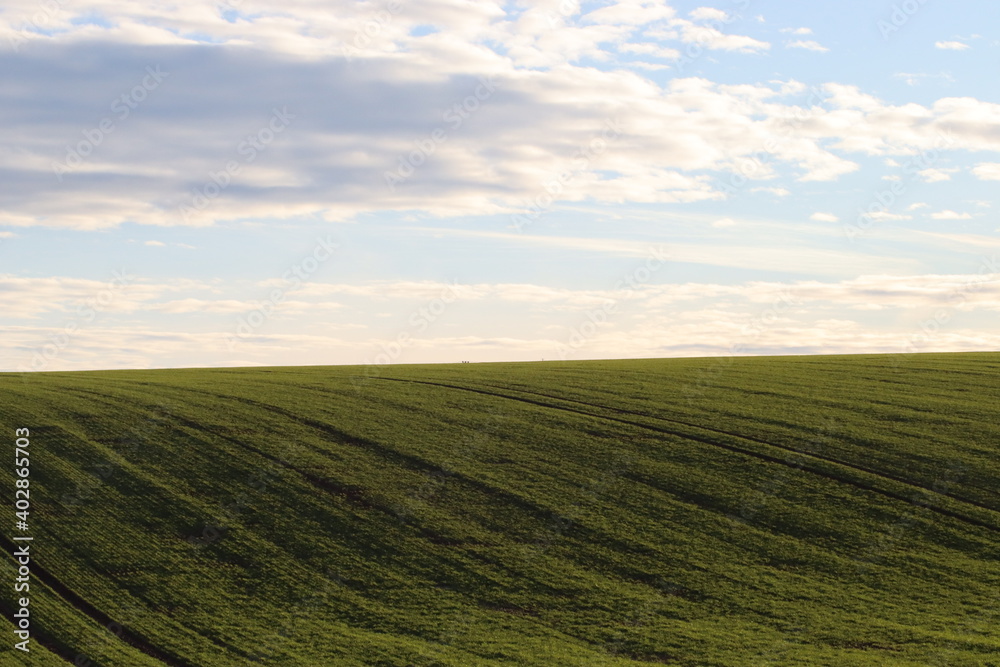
[1,351,999,665]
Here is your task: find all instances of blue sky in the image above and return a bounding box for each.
[2,0,999,371]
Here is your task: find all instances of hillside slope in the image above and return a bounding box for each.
[1,353,999,666]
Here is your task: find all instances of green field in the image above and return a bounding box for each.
[1,352,999,666]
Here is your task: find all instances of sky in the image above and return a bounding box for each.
[2,0,999,372]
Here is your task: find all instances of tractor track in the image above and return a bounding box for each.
[57,381,686,572]
[55,383,620,550]
[368,377,1000,535]
[106,382,562,522]
[30,385,308,664]
[0,531,190,667]
[442,380,1000,504]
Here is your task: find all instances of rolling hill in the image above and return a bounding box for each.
[2,352,999,666]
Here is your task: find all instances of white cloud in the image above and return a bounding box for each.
[907,202,929,211]
[628,61,672,71]
[689,7,729,22]
[865,211,912,222]
[930,210,973,220]
[0,4,999,231]
[154,299,282,314]
[583,1,675,27]
[916,232,1000,250]
[750,187,790,197]
[3,1,999,373]
[787,40,828,52]
[414,228,920,276]
[821,83,884,112]
[893,71,956,87]
[0,275,169,319]
[290,280,490,302]
[918,167,958,182]
[671,18,771,52]
[972,162,1000,180]
[647,273,1000,313]
[8,269,1000,370]
[619,42,682,59]
[7,266,1000,370]
[935,41,970,50]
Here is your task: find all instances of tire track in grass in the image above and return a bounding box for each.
[53,381,679,658]
[20,385,276,665]
[53,383,389,510]
[15,376,848,664]
[0,532,190,666]
[451,380,1000,508]
[0,595,83,665]
[56,382,603,569]
[65,375,1000,541]
[74,380,569,525]
[368,377,1000,536]
[62,380,679,582]
[40,384,542,665]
